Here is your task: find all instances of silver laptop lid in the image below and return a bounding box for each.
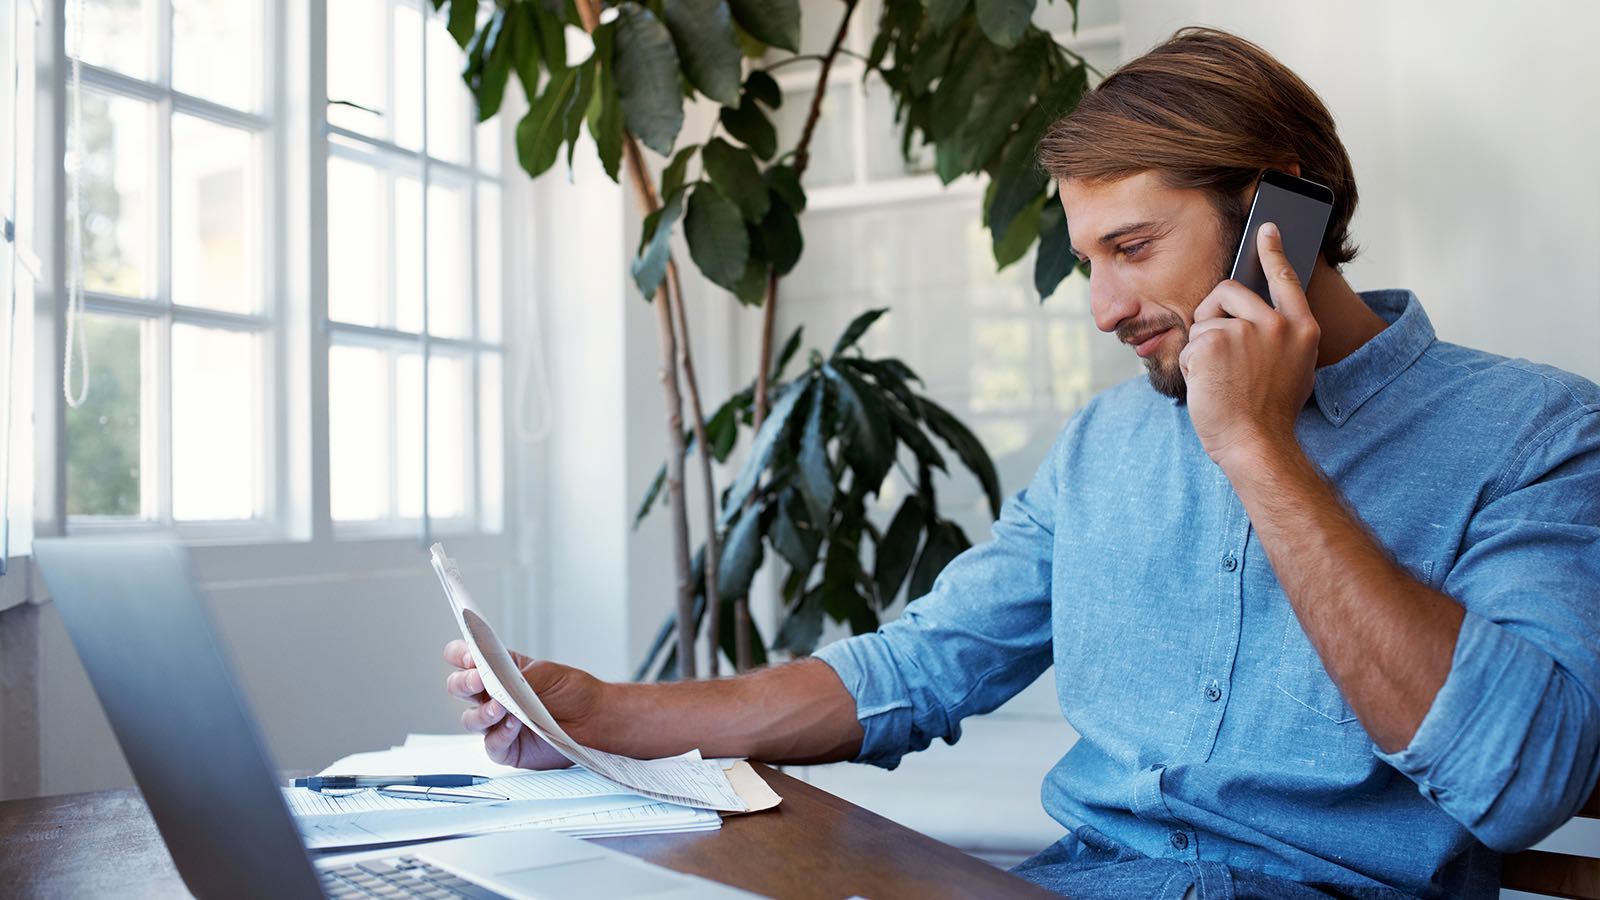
[34,536,323,900]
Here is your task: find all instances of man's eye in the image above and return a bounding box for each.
[1119,241,1149,257]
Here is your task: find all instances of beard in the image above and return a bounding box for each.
[1131,195,1250,403]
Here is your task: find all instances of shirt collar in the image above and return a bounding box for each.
[1312,289,1436,426]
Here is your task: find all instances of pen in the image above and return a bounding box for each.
[291,774,491,790]
[377,785,511,804]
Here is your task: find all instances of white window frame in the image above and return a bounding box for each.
[20,0,518,573]
[62,0,285,539]
[321,0,507,542]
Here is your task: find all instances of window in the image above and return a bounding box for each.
[56,0,509,540]
[771,0,1133,542]
[324,0,505,535]
[63,0,275,529]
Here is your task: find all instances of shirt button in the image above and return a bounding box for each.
[1205,682,1222,702]
[1170,831,1188,850]
[1221,554,1238,572]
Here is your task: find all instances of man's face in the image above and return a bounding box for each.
[1059,172,1245,401]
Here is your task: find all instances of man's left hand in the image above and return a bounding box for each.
[1178,222,1321,469]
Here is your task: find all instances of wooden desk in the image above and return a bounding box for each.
[0,764,1058,899]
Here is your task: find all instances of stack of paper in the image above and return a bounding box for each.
[286,734,724,850]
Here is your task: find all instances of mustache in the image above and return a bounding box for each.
[1116,313,1187,346]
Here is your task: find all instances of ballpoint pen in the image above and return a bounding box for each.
[376,785,511,803]
[291,774,492,791]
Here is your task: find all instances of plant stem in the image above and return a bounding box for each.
[742,0,860,672]
[577,0,707,679]
[665,256,724,676]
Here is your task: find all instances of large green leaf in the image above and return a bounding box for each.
[614,6,684,156]
[726,0,800,53]
[684,182,750,292]
[446,0,478,47]
[770,493,820,574]
[986,107,1049,238]
[924,0,970,31]
[765,164,806,213]
[515,66,579,178]
[757,196,802,275]
[932,34,1045,179]
[562,60,596,170]
[535,5,567,73]
[717,501,767,601]
[907,519,970,601]
[770,325,804,380]
[773,586,825,655]
[823,363,894,490]
[700,139,770,223]
[719,379,807,522]
[506,4,542,102]
[744,70,781,108]
[992,192,1045,270]
[832,307,888,357]
[822,513,867,622]
[874,495,925,605]
[975,0,1034,48]
[661,144,699,199]
[719,98,778,161]
[584,21,622,181]
[795,380,835,524]
[919,396,1003,517]
[1035,193,1077,300]
[631,188,684,299]
[463,10,512,121]
[662,0,743,107]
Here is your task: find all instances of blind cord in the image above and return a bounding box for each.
[63,0,88,409]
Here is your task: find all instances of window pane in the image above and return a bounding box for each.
[67,0,152,79]
[395,173,424,332]
[479,353,503,532]
[426,14,472,165]
[330,344,390,520]
[173,0,260,110]
[66,314,146,518]
[327,0,387,137]
[72,91,153,298]
[392,2,425,151]
[396,351,422,517]
[477,184,501,341]
[476,117,500,174]
[427,354,469,519]
[327,155,386,326]
[427,181,469,338]
[172,325,261,520]
[172,116,256,312]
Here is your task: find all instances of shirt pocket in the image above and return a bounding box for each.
[1272,560,1434,726]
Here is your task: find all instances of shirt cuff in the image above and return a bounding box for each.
[1374,610,1553,826]
[813,633,916,770]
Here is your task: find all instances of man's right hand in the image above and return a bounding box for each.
[442,640,606,770]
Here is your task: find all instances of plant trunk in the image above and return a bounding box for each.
[575,0,710,679]
[665,258,724,676]
[740,0,859,672]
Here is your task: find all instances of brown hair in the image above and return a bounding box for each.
[1038,27,1360,268]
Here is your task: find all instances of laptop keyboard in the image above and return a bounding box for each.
[319,854,508,899]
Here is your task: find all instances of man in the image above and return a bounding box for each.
[444,28,1600,899]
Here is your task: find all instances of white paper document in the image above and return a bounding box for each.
[431,544,774,813]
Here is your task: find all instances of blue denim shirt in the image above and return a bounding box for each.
[815,290,1600,898]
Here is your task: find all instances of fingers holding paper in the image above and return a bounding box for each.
[443,638,603,770]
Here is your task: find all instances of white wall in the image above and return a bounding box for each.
[1120,0,1600,382]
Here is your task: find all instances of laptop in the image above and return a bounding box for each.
[33,536,760,900]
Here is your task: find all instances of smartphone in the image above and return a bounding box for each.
[1228,169,1335,306]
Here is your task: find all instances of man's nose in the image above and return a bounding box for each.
[1089,275,1139,334]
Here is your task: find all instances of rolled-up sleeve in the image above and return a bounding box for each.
[1377,408,1600,852]
[813,414,1076,770]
